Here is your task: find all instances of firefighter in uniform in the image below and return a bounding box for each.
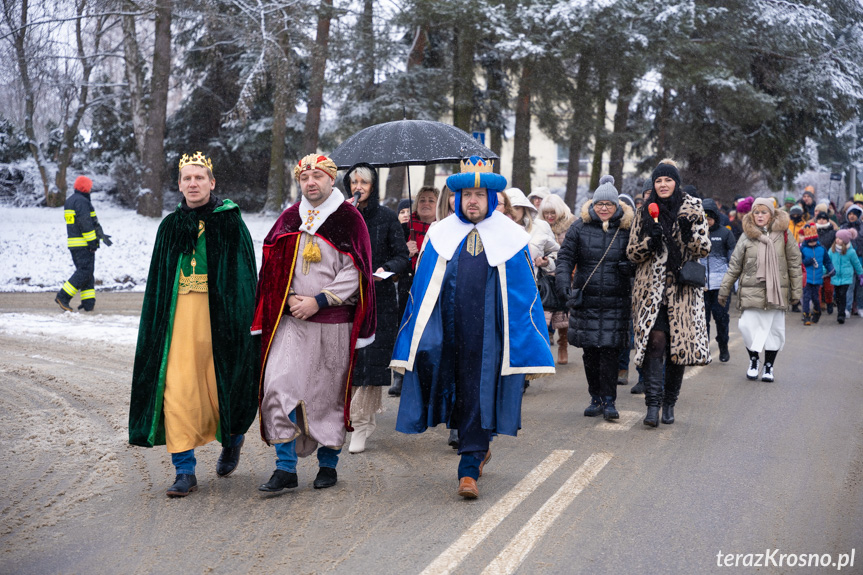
[55,176,111,312]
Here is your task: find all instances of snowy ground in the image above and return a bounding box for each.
[0,196,275,292]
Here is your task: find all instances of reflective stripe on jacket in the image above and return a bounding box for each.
[64,191,98,249]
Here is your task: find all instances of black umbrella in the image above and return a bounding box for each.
[330,119,499,169]
[332,120,499,240]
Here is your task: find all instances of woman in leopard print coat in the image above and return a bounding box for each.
[626,160,711,427]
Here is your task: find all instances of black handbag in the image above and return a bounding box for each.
[537,269,563,310]
[678,260,706,287]
[567,287,584,309]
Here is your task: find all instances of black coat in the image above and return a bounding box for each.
[344,164,410,386]
[555,201,634,349]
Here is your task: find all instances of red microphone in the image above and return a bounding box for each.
[648,202,660,223]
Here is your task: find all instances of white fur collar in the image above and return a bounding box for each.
[298,188,344,236]
[425,211,530,267]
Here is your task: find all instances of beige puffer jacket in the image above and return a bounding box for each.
[718,209,802,310]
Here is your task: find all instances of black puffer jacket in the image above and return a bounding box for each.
[344,163,410,387]
[555,200,634,349]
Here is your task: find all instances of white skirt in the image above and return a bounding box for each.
[738,309,786,352]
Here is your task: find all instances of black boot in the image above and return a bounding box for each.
[313,467,338,489]
[55,293,73,312]
[791,303,800,313]
[661,364,684,424]
[827,303,834,315]
[258,469,298,492]
[718,342,730,363]
[216,436,244,477]
[584,395,604,417]
[642,355,664,428]
[166,474,198,497]
[602,396,619,421]
[811,311,821,324]
[389,371,403,397]
[630,380,645,394]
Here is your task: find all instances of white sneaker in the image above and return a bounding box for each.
[761,363,774,382]
[746,357,760,380]
[348,426,367,453]
[858,310,863,318]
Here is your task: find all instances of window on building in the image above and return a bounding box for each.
[556,144,589,174]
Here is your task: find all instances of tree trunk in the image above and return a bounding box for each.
[511,61,532,194]
[588,69,608,191]
[655,85,669,161]
[302,0,332,154]
[359,0,375,114]
[55,5,105,200]
[608,80,634,187]
[138,0,172,217]
[122,4,148,159]
[423,164,436,186]
[564,58,592,208]
[484,50,504,174]
[386,166,406,200]
[264,29,293,213]
[451,26,475,133]
[9,0,54,205]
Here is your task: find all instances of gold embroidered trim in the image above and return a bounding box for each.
[321,289,342,306]
[178,270,208,294]
[466,229,484,256]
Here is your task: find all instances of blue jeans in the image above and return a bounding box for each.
[171,434,244,475]
[273,409,341,473]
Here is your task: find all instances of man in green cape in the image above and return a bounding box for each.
[129,151,259,497]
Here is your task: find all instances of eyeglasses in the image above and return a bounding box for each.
[594,202,616,210]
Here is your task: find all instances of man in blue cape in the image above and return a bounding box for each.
[390,156,555,499]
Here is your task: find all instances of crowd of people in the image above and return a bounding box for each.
[122,150,863,501]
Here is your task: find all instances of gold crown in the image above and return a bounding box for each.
[460,156,494,174]
[179,151,214,172]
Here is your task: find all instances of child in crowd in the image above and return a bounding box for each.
[829,229,863,324]
[799,224,834,325]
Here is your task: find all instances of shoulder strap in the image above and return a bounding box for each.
[582,227,621,290]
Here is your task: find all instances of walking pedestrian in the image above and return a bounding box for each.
[701,198,737,362]
[555,176,633,421]
[539,194,576,364]
[391,156,555,499]
[829,229,862,324]
[839,204,863,317]
[718,199,802,382]
[129,152,259,497]
[55,176,111,312]
[627,159,712,427]
[344,163,409,453]
[254,154,376,492]
[799,224,834,325]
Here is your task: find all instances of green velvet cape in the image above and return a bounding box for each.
[129,200,259,448]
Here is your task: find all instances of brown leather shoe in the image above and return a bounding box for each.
[478,449,492,478]
[458,477,479,499]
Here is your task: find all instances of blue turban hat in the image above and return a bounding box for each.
[446,156,507,224]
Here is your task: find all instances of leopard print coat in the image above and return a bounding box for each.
[627,194,712,367]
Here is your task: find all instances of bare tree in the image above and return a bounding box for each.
[121,0,147,160]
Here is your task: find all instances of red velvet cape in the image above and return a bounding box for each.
[252,201,376,434]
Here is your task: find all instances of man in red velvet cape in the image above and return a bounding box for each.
[252,153,375,493]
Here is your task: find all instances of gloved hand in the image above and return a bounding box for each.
[647,222,664,253]
[717,294,727,307]
[102,234,113,246]
[678,216,693,243]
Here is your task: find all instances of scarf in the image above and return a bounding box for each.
[641,190,684,275]
[755,227,785,308]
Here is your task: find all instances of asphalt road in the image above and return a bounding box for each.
[0,292,861,574]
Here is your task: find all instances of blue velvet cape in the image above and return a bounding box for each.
[390,237,554,436]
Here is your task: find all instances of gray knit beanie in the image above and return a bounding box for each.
[592,175,619,206]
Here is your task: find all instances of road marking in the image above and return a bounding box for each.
[596,410,641,430]
[481,452,613,575]
[420,450,575,575]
